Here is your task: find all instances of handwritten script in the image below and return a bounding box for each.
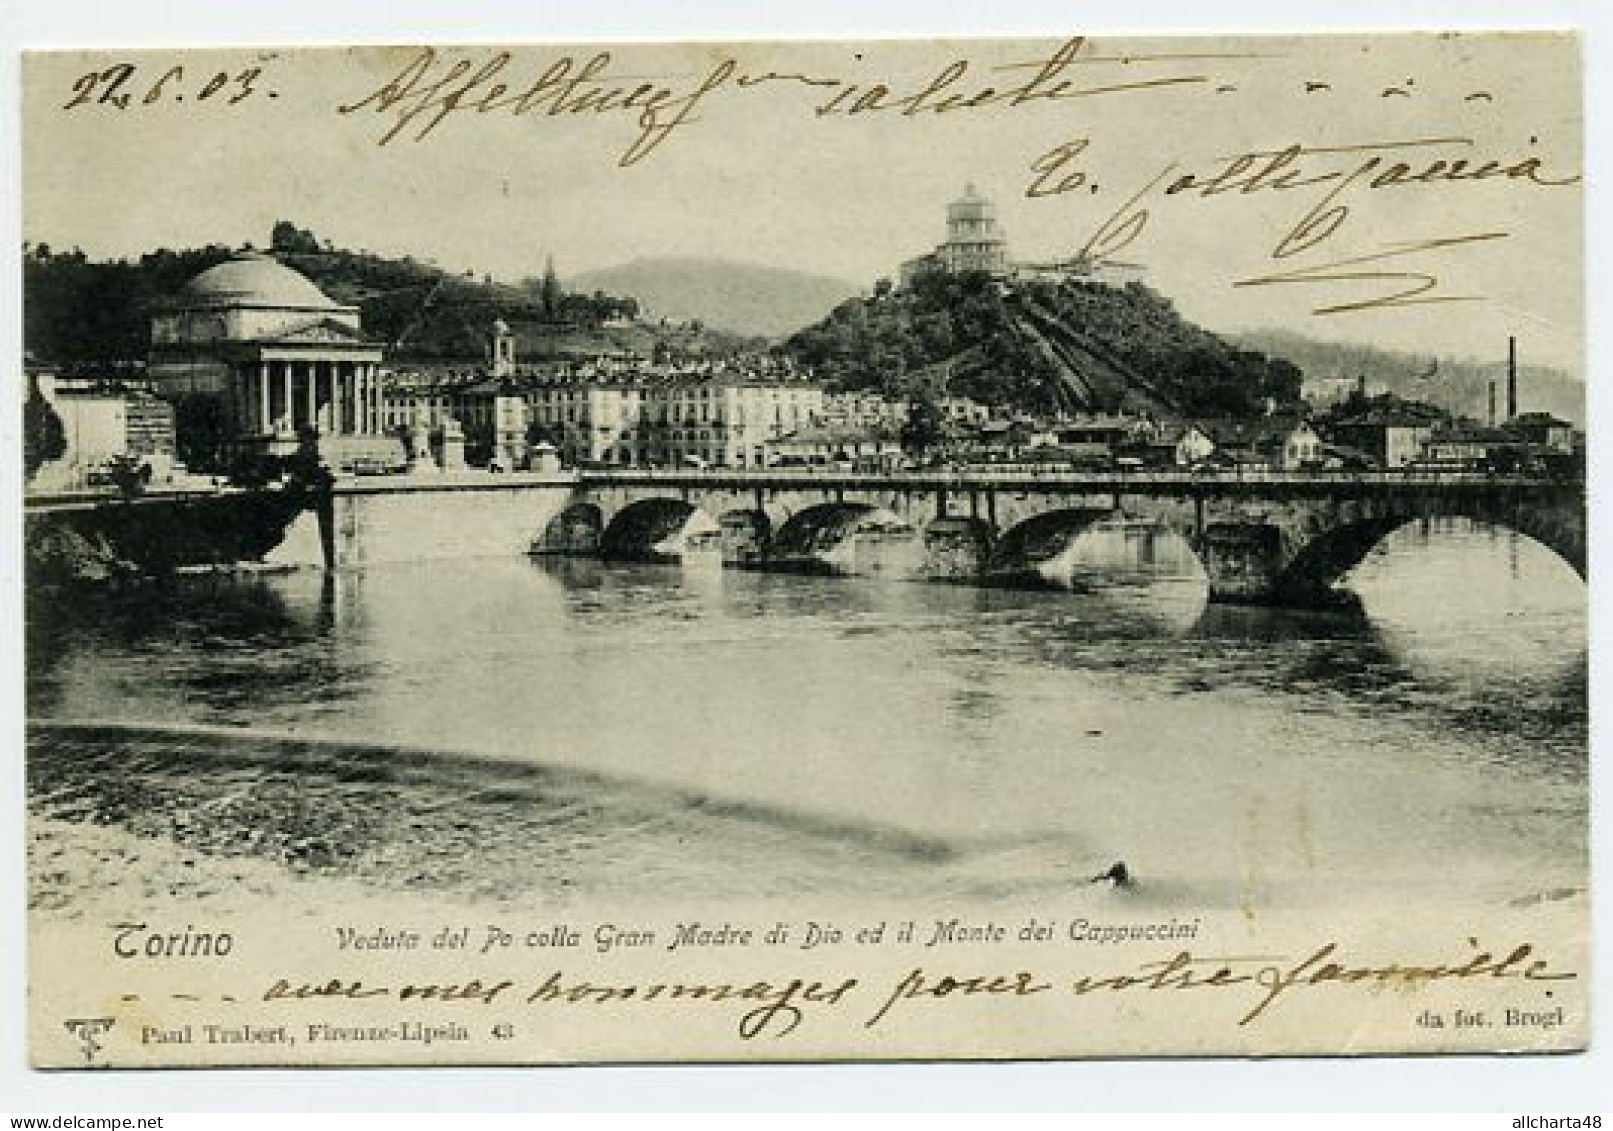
[259,939,1574,1041]
[335,38,1213,167]
[55,39,1578,322]
[1034,134,1576,315]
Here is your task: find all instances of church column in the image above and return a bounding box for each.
[259,362,271,435]
[305,361,317,431]
[281,362,294,433]
[331,362,344,435]
[356,365,368,434]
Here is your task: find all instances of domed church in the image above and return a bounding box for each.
[148,252,390,462]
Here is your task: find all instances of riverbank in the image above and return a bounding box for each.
[24,488,312,586]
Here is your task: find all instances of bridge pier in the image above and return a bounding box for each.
[1196,521,1289,604]
[924,517,994,581]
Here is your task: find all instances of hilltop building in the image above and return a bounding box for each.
[899,185,1146,289]
[148,252,391,463]
[900,185,1009,284]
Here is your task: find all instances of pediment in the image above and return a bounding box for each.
[262,317,372,345]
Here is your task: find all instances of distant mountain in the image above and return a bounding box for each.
[783,273,1304,418]
[1233,329,1585,426]
[568,257,862,339]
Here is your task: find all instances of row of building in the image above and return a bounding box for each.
[379,328,1007,472]
[23,248,1580,488]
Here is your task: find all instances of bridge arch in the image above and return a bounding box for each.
[599,498,720,562]
[1276,511,1587,601]
[535,502,604,555]
[771,502,920,575]
[989,507,1115,586]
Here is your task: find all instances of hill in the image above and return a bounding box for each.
[783,272,1304,417]
[1234,329,1585,426]
[569,257,861,339]
[21,231,753,369]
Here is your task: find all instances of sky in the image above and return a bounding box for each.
[22,33,1584,370]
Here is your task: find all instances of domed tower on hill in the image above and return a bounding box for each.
[899,184,1011,285]
[940,184,1009,275]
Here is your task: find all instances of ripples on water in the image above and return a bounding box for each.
[26,517,1587,909]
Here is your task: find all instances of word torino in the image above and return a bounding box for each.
[112,922,234,959]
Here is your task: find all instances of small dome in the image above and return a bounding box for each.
[182,252,342,309]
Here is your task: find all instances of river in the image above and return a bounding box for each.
[26,517,1587,914]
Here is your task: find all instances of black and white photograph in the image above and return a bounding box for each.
[15,30,1591,1067]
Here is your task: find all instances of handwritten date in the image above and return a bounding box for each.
[63,61,275,111]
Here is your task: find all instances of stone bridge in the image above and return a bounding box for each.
[537,468,1586,606]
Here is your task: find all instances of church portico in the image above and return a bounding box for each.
[148,252,395,467]
[238,351,386,457]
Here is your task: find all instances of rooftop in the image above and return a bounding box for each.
[179,253,348,312]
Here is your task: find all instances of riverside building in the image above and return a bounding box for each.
[148,252,392,464]
[382,324,829,470]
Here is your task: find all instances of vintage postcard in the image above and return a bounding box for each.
[20,32,1587,1067]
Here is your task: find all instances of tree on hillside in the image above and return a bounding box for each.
[785,271,1306,417]
[901,392,950,460]
[22,378,65,479]
[270,221,321,254]
[105,454,151,502]
[540,255,563,319]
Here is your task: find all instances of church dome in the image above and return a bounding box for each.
[182,252,343,310]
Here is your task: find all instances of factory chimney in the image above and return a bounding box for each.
[1487,380,1496,427]
[1506,336,1518,421]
